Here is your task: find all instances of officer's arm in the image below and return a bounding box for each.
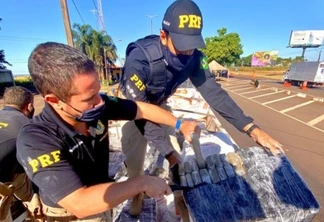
[189,52,253,131]
[17,123,171,218]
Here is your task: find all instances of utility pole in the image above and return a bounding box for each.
[145,15,157,34]
[60,0,73,46]
[318,50,322,62]
[301,46,307,61]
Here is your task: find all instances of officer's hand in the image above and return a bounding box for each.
[142,176,172,198]
[250,128,284,156]
[180,120,201,143]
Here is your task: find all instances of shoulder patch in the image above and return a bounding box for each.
[200,57,208,70]
[107,96,118,103]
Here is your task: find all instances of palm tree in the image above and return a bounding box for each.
[72,23,118,82]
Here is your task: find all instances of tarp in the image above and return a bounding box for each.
[208,60,228,72]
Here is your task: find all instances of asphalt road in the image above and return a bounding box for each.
[215,77,324,221]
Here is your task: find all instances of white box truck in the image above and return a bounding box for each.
[283,61,324,87]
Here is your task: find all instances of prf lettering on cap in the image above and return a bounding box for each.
[28,150,61,173]
[130,74,146,91]
[179,15,201,29]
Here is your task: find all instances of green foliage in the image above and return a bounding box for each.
[72,24,118,81]
[239,54,253,67]
[201,28,243,67]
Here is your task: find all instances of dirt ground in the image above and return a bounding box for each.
[230,70,284,80]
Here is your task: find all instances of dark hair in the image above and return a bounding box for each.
[28,42,96,101]
[3,86,33,109]
[264,54,270,59]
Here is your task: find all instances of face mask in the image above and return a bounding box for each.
[27,107,35,119]
[162,46,194,72]
[75,103,106,122]
[63,101,106,122]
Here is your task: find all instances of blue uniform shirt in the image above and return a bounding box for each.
[121,36,253,156]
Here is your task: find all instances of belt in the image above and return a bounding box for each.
[41,201,77,222]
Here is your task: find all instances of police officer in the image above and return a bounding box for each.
[16,42,199,222]
[0,86,37,222]
[120,0,283,216]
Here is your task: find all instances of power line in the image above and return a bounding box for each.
[71,0,85,24]
[0,36,47,42]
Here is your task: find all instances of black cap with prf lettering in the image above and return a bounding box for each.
[162,0,205,51]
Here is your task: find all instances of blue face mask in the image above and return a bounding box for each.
[162,46,194,72]
[63,101,106,122]
[75,103,106,122]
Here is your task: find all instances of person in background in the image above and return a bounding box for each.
[0,86,41,222]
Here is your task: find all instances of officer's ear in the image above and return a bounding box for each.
[160,29,168,46]
[44,94,61,108]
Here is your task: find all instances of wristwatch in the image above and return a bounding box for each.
[246,124,260,137]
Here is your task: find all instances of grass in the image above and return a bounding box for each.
[229,67,287,80]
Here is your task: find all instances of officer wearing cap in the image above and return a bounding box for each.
[120,0,283,216]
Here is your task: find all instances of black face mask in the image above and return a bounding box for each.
[27,107,35,119]
[162,46,194,72]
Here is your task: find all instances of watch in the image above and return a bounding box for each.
[246,124,260,137]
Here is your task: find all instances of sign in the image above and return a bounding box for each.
[289,30,324,48]
[251,51,278,67]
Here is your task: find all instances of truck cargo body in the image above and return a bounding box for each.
[283,61,324,86]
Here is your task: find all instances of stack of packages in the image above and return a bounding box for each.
[180,138,320,222]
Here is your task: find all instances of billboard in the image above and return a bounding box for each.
[289,30,324,48]
[251,51,278,67]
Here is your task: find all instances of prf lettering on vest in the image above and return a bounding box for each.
[29,150,61,173]
[178,15,201,29]
[130,74,146,91]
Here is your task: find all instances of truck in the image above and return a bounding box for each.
[0,69,15,95]
[283,61,324,87]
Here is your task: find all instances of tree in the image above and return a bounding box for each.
[72,23,117,81]
[0,18,11,69]
[240,54,253,67]
[201,28,243,67]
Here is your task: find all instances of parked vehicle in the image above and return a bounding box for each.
[0,69,15,95]
[283,61,324,87]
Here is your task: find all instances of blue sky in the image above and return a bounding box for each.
[1,0,323,74]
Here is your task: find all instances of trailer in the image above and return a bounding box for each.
[283,61,324,87]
